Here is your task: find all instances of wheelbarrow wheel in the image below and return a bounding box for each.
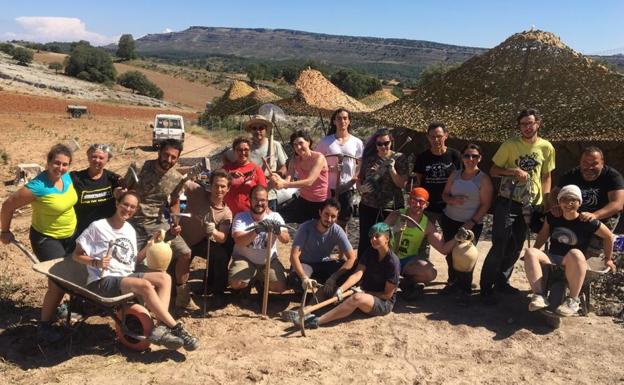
[115,303,154,351]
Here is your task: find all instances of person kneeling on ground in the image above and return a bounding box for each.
[229,185,290,297]
[288,198,357,295]
[293,222,400,329]
[73,191,199,351]
[384,187,459,300]
[523,184,616,317]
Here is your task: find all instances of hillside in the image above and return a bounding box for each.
[132,27,487,81]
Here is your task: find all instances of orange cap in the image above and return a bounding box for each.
[410,187,429,201]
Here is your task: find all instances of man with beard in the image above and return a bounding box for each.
[288,198,357,295]
[228,185,290,295]
[180,170,233,309]
[480,109,555,303]
[124,139,196,311]
[552,146,624,258]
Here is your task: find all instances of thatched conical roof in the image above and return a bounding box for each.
[277,69,373,116]
[208,83,280,116]
[372,30,624,142]
[359,90,399,110]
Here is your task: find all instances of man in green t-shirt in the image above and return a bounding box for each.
[480,109,555,302]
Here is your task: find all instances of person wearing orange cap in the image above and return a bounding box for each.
[384,187,459,300]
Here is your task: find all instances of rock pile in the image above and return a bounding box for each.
[371,29,624,142]
[359,90,399,110]
[277,69,373,116]
[591,271,624,317]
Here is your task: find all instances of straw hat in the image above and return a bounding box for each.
[243,115,273,131]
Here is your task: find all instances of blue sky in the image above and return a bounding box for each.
[1,0,622,54]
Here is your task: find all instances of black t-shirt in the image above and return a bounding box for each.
[546,213,601,256]
[71,169,121,236]
[413,148,461,213]
[558,165,624,219]
[359,247,400,303]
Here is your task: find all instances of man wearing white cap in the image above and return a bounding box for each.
[224,115,288,211]
[522,184,616,317]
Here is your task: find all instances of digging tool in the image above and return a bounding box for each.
[324,153,359,197]
[258,103,287,158]
[261,231,274,317]
[201,208,215,316]
[282,288,355,336]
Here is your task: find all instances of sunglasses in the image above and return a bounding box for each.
[462,153,481,160]
[376,141,391,147]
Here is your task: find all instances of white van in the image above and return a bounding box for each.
[151,114,185,149]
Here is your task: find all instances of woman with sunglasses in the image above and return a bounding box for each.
[291,222,401,329]
[223,137,267,216]
[356,128,408,257]
[1,144,77,343]
[71,144,122,238]
[272,130,329,223]
[440,144,493,297]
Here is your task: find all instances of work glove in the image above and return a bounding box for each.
[254,220,269,234]
[352,286,363,293]
[324,274,338,293]
[301,276,318,291]
[335,287,344,302]
[268,219,284,235]
[358,183,373,194]
[204,222,216,235]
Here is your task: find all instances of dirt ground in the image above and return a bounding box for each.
[1,100,624,385]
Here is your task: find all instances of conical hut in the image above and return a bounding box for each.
[359,89,399,110]
[277,69,373,116]
[208,81,280,116]
[372,29,624,175]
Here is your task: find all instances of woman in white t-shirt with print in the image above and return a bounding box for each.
[73,191,198,351]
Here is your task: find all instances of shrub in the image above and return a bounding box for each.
[12,47,33,66]
[117,71,164,99]
[64,44,117,83]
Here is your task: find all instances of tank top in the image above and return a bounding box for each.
[443,170,483,223]
[392,209,429,259]
[294,151,329,202]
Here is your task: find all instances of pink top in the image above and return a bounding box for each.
[293,151,329,202]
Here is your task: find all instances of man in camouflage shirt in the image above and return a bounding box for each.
[125,139,197,311]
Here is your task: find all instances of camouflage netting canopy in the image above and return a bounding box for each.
[276,69,373,116]
[208,81,280,117]
[371,30,624,142]
[359,90,399,111]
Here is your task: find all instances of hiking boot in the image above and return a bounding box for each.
[149,325,184,350]
[291,313,319,329]
[176,283,200,311]
[401,283,424,301]
[556,297,580,317]
[171,322,199,351]
[439,283,460,296]
[528,294,549,312]
[211,293,227,309]
[37,321,64,344]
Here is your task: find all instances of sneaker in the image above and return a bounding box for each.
[176,284,200,311]
[171,322,199,351]
[149,325,184,350]
[528,294,549,312]
[556,297,580,317]
[37,321,64,344]
[290,313,319,329]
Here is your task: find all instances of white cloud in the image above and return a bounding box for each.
[5,17,117,45]
[163,28,173,33]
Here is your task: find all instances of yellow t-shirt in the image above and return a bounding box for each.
[391,210,429,259]
[26,172,77,239]
[492,137,555,205]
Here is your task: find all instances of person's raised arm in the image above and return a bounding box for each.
[594,222,616,272]
[1,187,36,244]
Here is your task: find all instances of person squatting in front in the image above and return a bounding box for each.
[384,187,460,300]
[73,191,199,350]
[523,185,616,317]
[292,222,400,329]
[228,185,291,296]
[288,198,357,296]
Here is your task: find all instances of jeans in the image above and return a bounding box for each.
[479,196,528,294]
[190,239,231,296]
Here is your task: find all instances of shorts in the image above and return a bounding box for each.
[133,222,191,258]
[331,189,354,222]
[292,196,325,223]
[29,226,75,261]
[369,295,395,316]
[87,272,145,298]
[546,252,565,266]
[398,254,428,270]
[228,255,287,286]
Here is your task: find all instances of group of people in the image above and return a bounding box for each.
[1,107,622,349]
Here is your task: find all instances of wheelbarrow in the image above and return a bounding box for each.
[13,240,154,351]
